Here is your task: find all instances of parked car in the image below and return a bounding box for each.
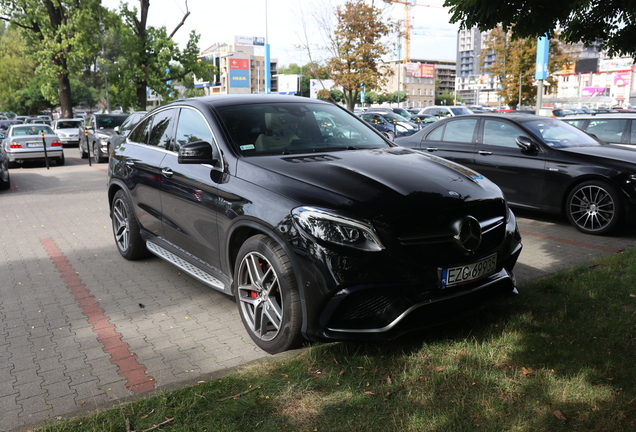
[107,95,522,354]
[358,112,400,140]
[0,134,9,190]
[399,113,636,235]
[408,113,438,128]
[561,114,636,147]
[80,113,130,163]
[109,111,148,150]
[420,106,473,118]
[362,111,419,137]
[314,113,361,139]
[1,124,64,167]
[52,118,84,147]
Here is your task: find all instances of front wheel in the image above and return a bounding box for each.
[566,180,622,235]
[93,143,104,163]
[384,131,395,141]
[79,143,88,159]
[111,189,150,259]
[234,235,303,354]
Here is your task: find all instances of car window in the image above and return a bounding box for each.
[450,107,472,116]
[586,119,626,143]
[426,124,444,141]
[441,119,478,143]
[56,121,81,129]
[173,108,214,152]
[630,121,636,144]
[483,120,523,148]
[215,102,389,156]
[128,117,152,145]
[563,119,586,129]
[522,118,600,147]
[148,109,177,148]
[96,116,128,129]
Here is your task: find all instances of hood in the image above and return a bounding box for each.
[559,144,636,165]
[239,146,504,218]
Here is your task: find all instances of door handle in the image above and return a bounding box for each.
[162,168,174,178]
[478,150,493,156]
[425,147,438,152]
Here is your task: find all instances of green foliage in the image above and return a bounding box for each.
[435,91,455,106]
[478,26,573,108]
[326,0,400,111]
[102,2,213,109]
[387,91,407,104]
[0,25,36,111]
[0,0,102,117]
[444,0,636,58]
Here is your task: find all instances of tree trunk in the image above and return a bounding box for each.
[137,81,147,110]
[58,71,73,118]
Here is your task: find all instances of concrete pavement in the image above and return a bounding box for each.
[1,148,634,431]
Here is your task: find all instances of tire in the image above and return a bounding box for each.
[79,143,88,159]
[0,172,9,190]
[111,189,149,260]
[234,235,303,354]
[56,153,65,166]
[93,143,103,163]
[385,131,395,141]
[566,180,622,235]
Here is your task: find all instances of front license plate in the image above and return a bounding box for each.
[27,142,43,148]
[441,254,497,287]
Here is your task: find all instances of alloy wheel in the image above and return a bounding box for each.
[568,184,616,233]
[112,197,130,252]
[236,251,283,342]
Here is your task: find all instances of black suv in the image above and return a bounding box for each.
[80,113,129,162]
[107,95,522,354]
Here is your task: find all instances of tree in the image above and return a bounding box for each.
[105,0,212,109]
[479,26,572,108]
[444,0,636,58]
[0,24,36,111]
[324,0,400,111]
[0,0,102,118]
[436,92,455,106]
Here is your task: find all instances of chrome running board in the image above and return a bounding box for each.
[146,241,227,292]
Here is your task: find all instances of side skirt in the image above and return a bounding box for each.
[146,240,230,294]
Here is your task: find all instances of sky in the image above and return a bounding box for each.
[100,0,460,67]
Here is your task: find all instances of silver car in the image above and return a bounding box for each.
[52,118,83,147]
[2,124,65,167]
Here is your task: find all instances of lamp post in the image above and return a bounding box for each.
[265,0,271,94]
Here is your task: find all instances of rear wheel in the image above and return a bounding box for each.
[566,180,622,235]
[111,189,149,259]
[56,153,65,166]
[384,131,395,141]
[234,235,303,354]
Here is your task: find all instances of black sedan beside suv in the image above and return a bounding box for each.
[107,95,522,354]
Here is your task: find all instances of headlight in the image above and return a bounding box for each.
[97,133,109,142]
[292,206,384,252]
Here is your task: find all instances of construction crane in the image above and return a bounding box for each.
[383,0,444,63]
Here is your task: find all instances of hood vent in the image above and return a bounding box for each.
[283,154,342,163]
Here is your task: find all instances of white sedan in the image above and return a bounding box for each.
[2,124,65,167]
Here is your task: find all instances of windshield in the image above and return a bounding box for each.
[215,102,392,156]
[450,107,473,115]
[56,120,82,129]
[96,116,128,129]
[523,118,601,148]
[380,112,410,122]
[11,126,55,136]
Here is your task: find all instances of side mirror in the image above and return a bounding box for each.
[178,141,218,165]
[516,135,539,153]
[114,126,120,134]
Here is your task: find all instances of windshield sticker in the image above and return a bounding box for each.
[240,144,255,151]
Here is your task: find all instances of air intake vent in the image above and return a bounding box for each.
[283,155,341,163]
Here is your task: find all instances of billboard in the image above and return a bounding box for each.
[581,87,610,97]
[234,36,265,46]
[405,63,435,78]
[575,58,599,74]
[229,58,250,70]
[614,73,631,86]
